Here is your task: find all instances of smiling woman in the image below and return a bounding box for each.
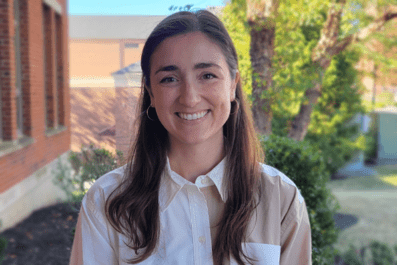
[148,32,238,168]
[69,10,312,265]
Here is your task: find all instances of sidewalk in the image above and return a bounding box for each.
[333,152,378,179]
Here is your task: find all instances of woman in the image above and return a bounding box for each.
[70,10,312,265]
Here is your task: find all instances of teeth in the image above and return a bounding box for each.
[179,111,208,120]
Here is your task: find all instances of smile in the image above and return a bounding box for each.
[177,110,209,121]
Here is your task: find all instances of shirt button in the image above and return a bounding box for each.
[201,178,207,185]
[198,236,206,244]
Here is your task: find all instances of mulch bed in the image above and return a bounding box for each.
[0,202,80,265]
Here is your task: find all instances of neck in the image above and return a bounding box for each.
[168,136,225,183]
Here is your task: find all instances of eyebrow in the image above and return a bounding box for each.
[154,65,178,75]
[194,62,221,70]
[154,62,220,75]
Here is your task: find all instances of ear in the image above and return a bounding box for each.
[230,71,240,101]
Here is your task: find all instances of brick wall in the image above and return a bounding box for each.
[70,87,140,157]
[69,38,144,88]
[0,0,70,194]
[115,87,140,156]
[70,88,116,152]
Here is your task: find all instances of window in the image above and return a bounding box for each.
[0,79,2,141]
[43,3,56,129]
[43,3,64,130]
[55,13,64,126]
[125,43,139,49]
[14,0,23,137]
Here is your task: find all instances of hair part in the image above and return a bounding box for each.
[106,10,263,265]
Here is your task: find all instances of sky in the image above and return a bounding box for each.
[68,0,227,16]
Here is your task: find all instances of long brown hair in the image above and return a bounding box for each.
[106,10,264,265]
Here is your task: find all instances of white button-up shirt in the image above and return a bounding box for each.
[69,159,312,264]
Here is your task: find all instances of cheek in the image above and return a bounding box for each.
[152,92,176,117]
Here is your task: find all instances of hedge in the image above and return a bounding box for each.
[261,134,339,265]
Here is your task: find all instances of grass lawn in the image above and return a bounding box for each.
[327,164,397,253]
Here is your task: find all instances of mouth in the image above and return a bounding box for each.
[177,110,209,121]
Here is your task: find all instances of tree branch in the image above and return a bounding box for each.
[312,3,397,69]
[311,2,346,69]
[329,9,397,59]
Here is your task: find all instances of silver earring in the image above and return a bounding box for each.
[146,105,155,121]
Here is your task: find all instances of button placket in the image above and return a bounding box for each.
[186,184,214,265]
[186,185,201,265]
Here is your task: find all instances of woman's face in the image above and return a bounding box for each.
[148,32,239,149]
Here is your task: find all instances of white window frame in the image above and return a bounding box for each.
[43,0,62,14]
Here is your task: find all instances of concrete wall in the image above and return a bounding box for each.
[0,152,70,231]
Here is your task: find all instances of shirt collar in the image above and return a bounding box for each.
[158,157,227,212]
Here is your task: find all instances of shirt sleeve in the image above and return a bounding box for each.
[69,189,118,265]
[279,189,312,265]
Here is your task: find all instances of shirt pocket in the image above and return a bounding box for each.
[230,243,281,265]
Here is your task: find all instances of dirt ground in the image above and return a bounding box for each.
[0,202,80,265]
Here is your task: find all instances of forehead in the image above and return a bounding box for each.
[150,32,228,72]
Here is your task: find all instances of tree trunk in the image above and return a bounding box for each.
[287,83,322,141]
[248,20,274,135]
[247,0,278,135]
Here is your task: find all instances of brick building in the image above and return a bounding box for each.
[0,0,70,231]
[68,15,165,154]
[69,15,166,88]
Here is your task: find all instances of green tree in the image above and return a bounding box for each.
[222,0,377,176]
[229,0,397,140]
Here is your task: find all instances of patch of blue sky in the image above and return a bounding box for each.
[68,0,227,16]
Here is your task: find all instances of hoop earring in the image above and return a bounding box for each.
[146,105,155,121]
[230,99,240,115]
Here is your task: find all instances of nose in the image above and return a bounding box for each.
[178,78,200,107]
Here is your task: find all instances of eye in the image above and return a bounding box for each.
[160,77,177,83]
[203,73,216,80]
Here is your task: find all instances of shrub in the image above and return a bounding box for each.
[342,245,363,265]
[306,132,360,176]
[261,134,340,265]
[272,112,365,177]
[370,241,395,265]
[0,222,6,265]
[54,144,124,204]
[0,236,6,265]
[337,241,397,265]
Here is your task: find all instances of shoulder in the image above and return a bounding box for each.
[258,163,307,230]
[259,163,304,204]
[259,164,312,263]
[83,165,126,215]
